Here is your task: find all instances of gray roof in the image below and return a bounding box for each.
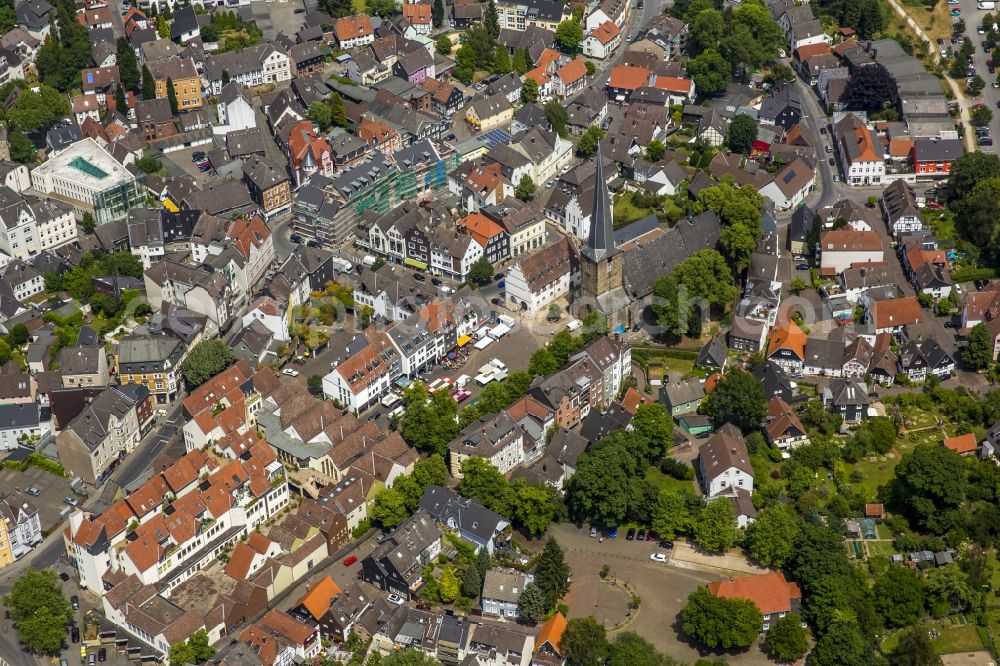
[913,138,963,162]
[63,386,141,452]
[418,485,505,546]
[116,333,185,373]
[0,402,40,430]
[622,210,722,300]
[481,570,532,604]
[581,145,618,264]
[664,377,705,407]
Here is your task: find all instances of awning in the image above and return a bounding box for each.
[457,334,472,347]
[162,197,179,212]
[404,258,428,270]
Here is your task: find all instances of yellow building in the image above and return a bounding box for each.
[0,514,14,568]
[147,57,203,111]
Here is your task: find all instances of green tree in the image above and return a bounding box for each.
[585,61,595,76]
[8,323,28,346]
[554,19,583,52]
[510,479,559,536]
[114,85,128,114]
[3,570,71,654]
[924,564,979,614]
[371,487,409,528]
[308,100,333,130]
[307,374,323,397]
[517,581,548,622]
[400,385,460,456]
[565,435,645,526]
[947,151,1000,203]
[693,498,738,552]
[136,155,162,174]
[535,537,571,608]
[458,457,514,515]
[7,85,70,133]
[651,490,693,539]
[168,630,216,666]
[893,443,968,533]
[165,77,179,115]
[436,34,453,55]
[438,566,459,603]
[745,504,800,567]
[180,340,235,388]
[116,36,141,92]
[645,139,666,162]
[329,92,348,128]
[681,587,762,649]
[432,0,444,27]
[891,626,937,666]
[468,256,493,285]
[381,650,442,666]
[689,8,724,51]
[965,322,993,370]
[631,403,673,460]
[9,130,35,164]
[141,64,156,99]
[461,564,482,598]
[726,114,758,154]
[873,565,925,628]
[494,47,511,73]
[973,105,994,126]
[687,49,731,95]
[156,14,170,38]
[521,77,540,103]
[561,617,608,666]
[763,613,808,662]
[701,368,766,432]
[545,101,568,137]
[515,174,537,201]
[651,249,739,335]
[484,0,500,39]
[808,620,869,666]
[576,126,604,156]
[512,47,529,74]
[608,632,676,666]
[529,347,559,375]
[476,547,492,583]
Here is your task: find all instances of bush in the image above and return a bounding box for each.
[660,457,694,480]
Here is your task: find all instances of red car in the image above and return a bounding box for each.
[343,555,358,566]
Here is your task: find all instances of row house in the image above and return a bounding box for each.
[65,442,288,599]
[0,185,77,260]
[204,44,292,96]
[819,228,884,276]
[288,120,334,187]
[448,161,513,212]
[448,411,525,478]
[144,260,233,337]
[55,384,151,486]
[116,332,190,404]
[835,114,885,186]
[323,329,402,413]
[504,237,578,314]
[583,20,621,60]
[181,360,261,452]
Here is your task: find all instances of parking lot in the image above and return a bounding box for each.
[549,523,776,665]
[0,465,79,533]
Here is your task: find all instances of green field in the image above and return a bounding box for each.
[645,466,696,495]
[932,624,986,654]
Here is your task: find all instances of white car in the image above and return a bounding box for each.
[387,594,406,605]
[650,553,667,562]
[282,368,300,377]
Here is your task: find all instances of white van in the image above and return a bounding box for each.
[389,405,405,419]
[980,1,995,9]
[362,255,377,267]
[490,358,508,374]
[566,319,583,332]
[455,375,471,389]
[380,392,402,408]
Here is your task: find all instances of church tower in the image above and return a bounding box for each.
[579,145,624,308]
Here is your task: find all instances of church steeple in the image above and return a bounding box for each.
[581,145,619,264]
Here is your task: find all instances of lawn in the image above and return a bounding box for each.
[924,209,957,243]
[645,466,696,495]
[352,0,366,11]
[899,0,955,46]
[932,624,986,654]
[613,192,656,229]
[867,540,895,559]
[898,405,938,431]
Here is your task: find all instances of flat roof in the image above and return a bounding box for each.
[32,137,135,189]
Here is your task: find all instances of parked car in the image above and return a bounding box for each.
[25,486,39,496]
[626,528,636,540]
[944,320,959,328]
[64,497,79,507]
[828,157,835,166]
[637,529,646,541]
[70,595,79,610]
[59,572,69,582]
[796,263,810,271]
[281,368,300,377]
[71,626,79,643]
[659,539,675,549]
[649,553,667,562]
[413,273,426,282]
[98,648,106,662]
[431,277,442,286]
[387,594,405,605]
[344,555,358,566]
[290,233,303,243]
[608,526,618,539]
[589,527,598,537]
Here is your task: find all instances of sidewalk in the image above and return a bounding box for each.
[884,0,976,152]
[668,540,769,576]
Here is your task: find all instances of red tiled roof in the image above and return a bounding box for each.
[707,572,802,616]
[871,297,923,329]
[943,433,978,455]
[334,14,373,40]
[402,2,431,24]
[556,57,588,85]
[589,20,620,45]
[609,64,649,90]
